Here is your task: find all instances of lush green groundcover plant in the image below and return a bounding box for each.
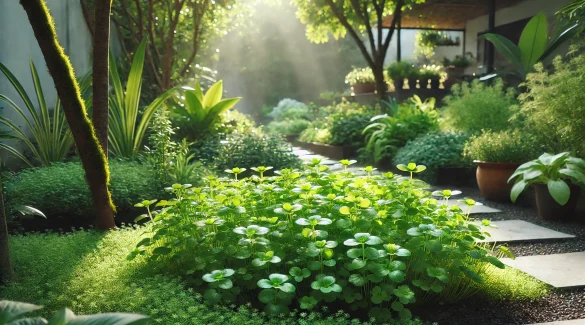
[393,132,471,183]
[2,227,434,325]
[3,161,173,227]
[129,160,512,321]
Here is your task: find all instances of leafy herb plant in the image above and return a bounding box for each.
[129,162,508,320]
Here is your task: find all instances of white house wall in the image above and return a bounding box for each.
[465,0,573,75]
[377,29,464,65]
[0,0,92,164]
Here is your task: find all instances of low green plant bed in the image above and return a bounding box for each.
[2,227,427,325]
[127,160,519,321]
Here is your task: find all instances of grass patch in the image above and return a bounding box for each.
[1,227,424,325]
[479,264,549,301]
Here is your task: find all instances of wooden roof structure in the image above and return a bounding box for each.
[382,0,524,30]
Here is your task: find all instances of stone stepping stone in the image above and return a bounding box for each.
[477,220,575,243]
[529,320,585,325]
[300,154,326,161]
[292,149,312,156]
[446,199,501,214]
[503,251,585,289]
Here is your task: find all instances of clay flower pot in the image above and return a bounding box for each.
[475,161,520,202]
[534,183,581,221]
[351,83,376,95]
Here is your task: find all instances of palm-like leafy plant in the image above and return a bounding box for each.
[171,80,241,139]
[0,60,89,166]
[483,12,578,80]
[109,38,174,158]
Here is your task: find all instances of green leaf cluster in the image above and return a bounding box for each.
[131,160,507,319]
[463,129,540,164]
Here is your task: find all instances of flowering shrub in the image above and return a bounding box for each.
[129,160,510,321]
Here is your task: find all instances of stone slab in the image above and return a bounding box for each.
[503,251,585,289]
[300,154,326,161]
[529,320,585,325]
[446,199,501,214]
[292,149,312,156]
[478,220,575,243]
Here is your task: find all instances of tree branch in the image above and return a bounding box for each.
[324,0,375,68]
[382,0,404,55]
[349,0,376,57]
[179,0,208,78]
[134,0,144,39]
[79,0,95,37]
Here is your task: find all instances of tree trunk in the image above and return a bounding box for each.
[0,173,13,285]
[373,60,387,99]
[92,0,112,154]
[20,0,116,230]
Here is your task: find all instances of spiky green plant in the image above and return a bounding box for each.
[108,38,174,158]
[0,60,90,166]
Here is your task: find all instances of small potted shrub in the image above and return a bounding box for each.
[443,55,471,77]
[464,130,539,202]
[509,152,585,221]
[387,61,415,91]
[406,68,419,90]
[345,67,377,94]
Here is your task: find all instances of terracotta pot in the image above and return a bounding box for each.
[351,83,376,95]
[475,161,520,202]
[447,67,465,79]
[534,183,581,221]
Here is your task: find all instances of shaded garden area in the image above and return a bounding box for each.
[1,0,585,325]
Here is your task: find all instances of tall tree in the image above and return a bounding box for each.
[293,0,424,98]
[92,0,112,152]
[110,0,247,95]
[20,0,116,230]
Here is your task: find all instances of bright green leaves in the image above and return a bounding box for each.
[311,275,341,293]
[295,215,332,226]
[397,163,426,173]
[393,285,415,304]
[252,251,281,267]
[339,206,351,215]
[370,285,392,304]
[431,189,462,200]
[547,179,571,205]
[251,166,273,173]
[344,233,382,246]
[257,274,296,293]
[289,267,311,282]
[233,225,269,236]
[385,244,411,257]
[339,159,357,167]
[202,269,235,290]
[299,296,318,310]
[427,267,449,283]
[133,199,158,208]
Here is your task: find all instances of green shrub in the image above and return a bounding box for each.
[3,228,428,325]
[266,119,311,135]
[441,79,518,134]
[329,111,376,147]
[213,133,302,173]
[363,102,439,163]
[268,99,309,121]
[463,129,541,163]
[386,62,416,81]
[4,161,166,226]
[517,51,585,157]
[128,162,510,321]
[393,132,471,182]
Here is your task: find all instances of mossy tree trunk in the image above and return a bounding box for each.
[0,173,13,285]
[20,0,116,230]
[92,0,112,153]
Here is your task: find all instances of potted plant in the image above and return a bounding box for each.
[509,152,585,221]
[345,67,377,94]
[387,61,415,91]
[464,130,539,202]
